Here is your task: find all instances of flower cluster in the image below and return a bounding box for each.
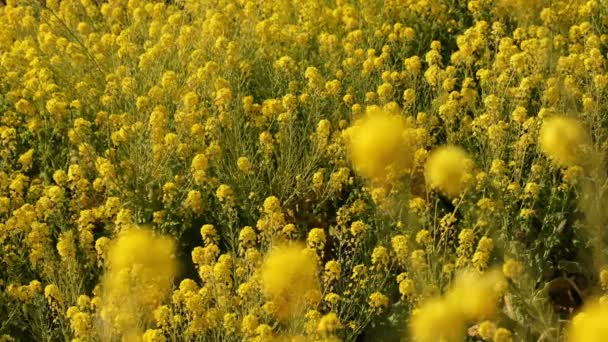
[1,0,608,341]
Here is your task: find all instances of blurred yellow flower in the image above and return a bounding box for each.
[101,228,176,336]
[260,244,319,320]
[568,301,608,342]
[346,106,416,182]
[410,269,505,342]
[539,116,591,167]
[425,145,474,197]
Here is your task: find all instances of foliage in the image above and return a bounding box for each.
[1,0,608,341]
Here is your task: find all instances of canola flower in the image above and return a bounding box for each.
[424,145,474,197]
[567,301,608,342]
[100,228,176,339]
[260,243,320,320]
[346,106,416,182]
[0,0,607,340]
[410,270,505,342]
[539,116,591,168]
[410,297,464,342]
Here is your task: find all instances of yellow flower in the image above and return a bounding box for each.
[494,328,513,342]
[223,313,238,335]
[391,234,408,262]
[45,98,67,117]
[478,320,497,340]
[101,228,176,335]
[503,259,523,280]
[56,231,76,261]
[346,106,416,181]
[307,228,326,250]
[472,236,494,270]
[28,280,42,294]
[398,278,415,298]
[368,292,389,311]
[447,269,504,320]
[15,99,36,115]
[328,168,350,193]
[153,306,172,328]
[17,149,34,170]
[377,82,394,102]
[317,312,342,335]
[259,131,274,153]
[200,224,218,245]
[312,170,324,192]
[415,230,431,246]
[410,270,504,342]
[324,260,341,283]
[350,221,365,236]
[191,153,208,183]
[539,116,591,167]
[263,196,282,214]
[568,301,608,342]
[237,156,253,174]
[44,284,64,306]
[599,269,608,290]
[184,190,203,214]
[216,184,234,205]
[562,166,583,186]
[410,249,427,271]
[143,329,166,342]
[76,295,90,310]
[425,145,474,197]
[370,187,386,205]
[255,324,273,339]
[69,311,93,337]
[403,88,416,105]
[242,314,259,337]
[260,244,319,320]
[238,226,257,249]
[182,91,199,110]
[52,170,68,186]
[371,246,389,268]
[410,297,465,342]
[325,79,341,96]
[281,224,297,239]
[409,197,426,213]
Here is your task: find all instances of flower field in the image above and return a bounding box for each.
[1,0,608,341]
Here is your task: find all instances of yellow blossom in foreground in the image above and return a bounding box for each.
[346,106,416,181]
[410,297,465,342]
[424,145,474,197]
[539,116,591,167]
[410,270,505,342]
[101,228,176,338]
[447,269,505,319]
[567,301,608,342]
[260,243,319,320]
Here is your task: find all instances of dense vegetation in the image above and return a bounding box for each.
[1,0,608,341]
